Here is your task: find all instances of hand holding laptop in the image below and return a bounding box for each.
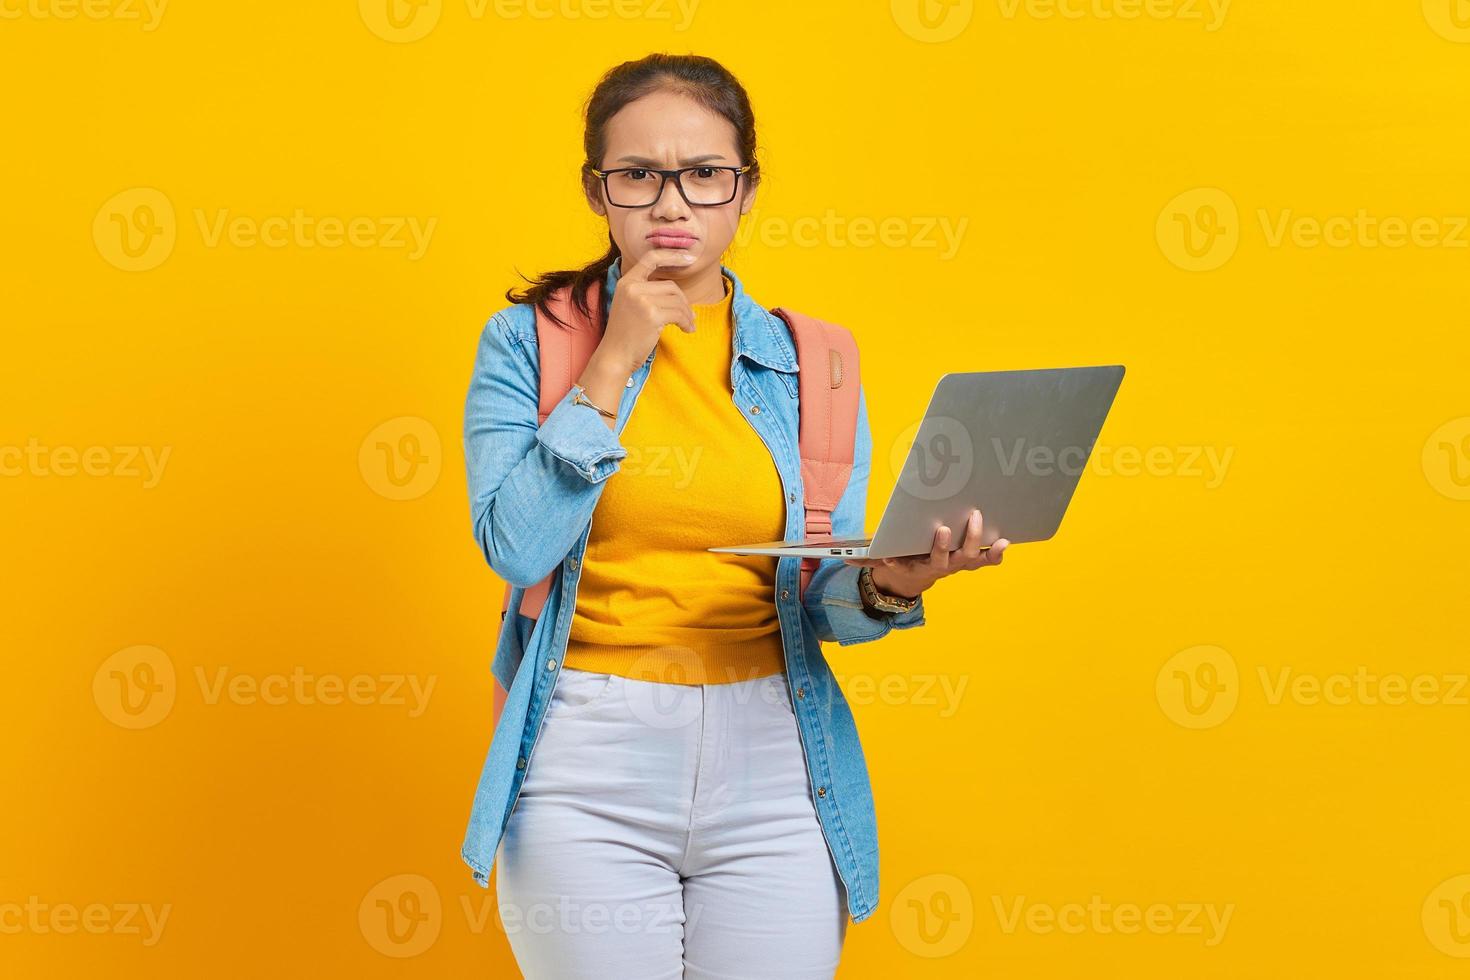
[842,506,1009,598]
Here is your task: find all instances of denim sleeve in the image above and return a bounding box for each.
[463,306,627,588]
[800,381,927,646]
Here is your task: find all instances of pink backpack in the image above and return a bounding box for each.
[492,280,861,726]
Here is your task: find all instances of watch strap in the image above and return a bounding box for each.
[859,565,918,614]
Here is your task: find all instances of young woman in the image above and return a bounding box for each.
[460,53,1008,979]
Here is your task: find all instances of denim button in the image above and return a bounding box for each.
[568,557,578,570]
[516,758,526,770]
[546,658,557,671]
[780,589,790,600]
[797,688,805,699]
[817,786,826,798]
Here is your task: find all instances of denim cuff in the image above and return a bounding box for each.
[534,386,627,484]
[809,562,927,646]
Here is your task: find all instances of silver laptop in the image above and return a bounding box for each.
[708,366,1125,560]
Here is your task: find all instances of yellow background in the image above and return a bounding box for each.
[3,1,1469,976]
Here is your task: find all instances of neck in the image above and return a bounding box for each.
[674,264,727,306]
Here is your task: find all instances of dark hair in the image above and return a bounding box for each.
[506,53,761,329]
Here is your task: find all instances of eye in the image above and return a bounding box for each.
[626,169,651,181]
[691,167,717,179]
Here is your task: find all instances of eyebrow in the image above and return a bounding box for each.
[614,154,731,166]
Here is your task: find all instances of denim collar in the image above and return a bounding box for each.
[604,256,798,373]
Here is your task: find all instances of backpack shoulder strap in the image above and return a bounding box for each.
[769,307,862,600]
[535,281,606,423]
[499,281,605,625]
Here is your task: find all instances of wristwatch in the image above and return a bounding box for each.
[858,565,919,616]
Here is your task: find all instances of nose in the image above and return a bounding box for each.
[650,173,692,221]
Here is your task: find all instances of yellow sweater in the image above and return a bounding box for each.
[562,274,787,685]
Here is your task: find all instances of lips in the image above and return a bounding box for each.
[646,230,698,248]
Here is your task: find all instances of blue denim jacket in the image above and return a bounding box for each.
[459,257,927,923]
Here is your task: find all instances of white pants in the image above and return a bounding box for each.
[495,667,849,979]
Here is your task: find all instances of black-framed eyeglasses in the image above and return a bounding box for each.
[588,165,753,208]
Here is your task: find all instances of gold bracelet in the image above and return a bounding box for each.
[571,384,618,420]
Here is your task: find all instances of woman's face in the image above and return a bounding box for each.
[586,89,756,282]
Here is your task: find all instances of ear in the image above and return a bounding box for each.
[583,174,607,217]
[738,178,758,216]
